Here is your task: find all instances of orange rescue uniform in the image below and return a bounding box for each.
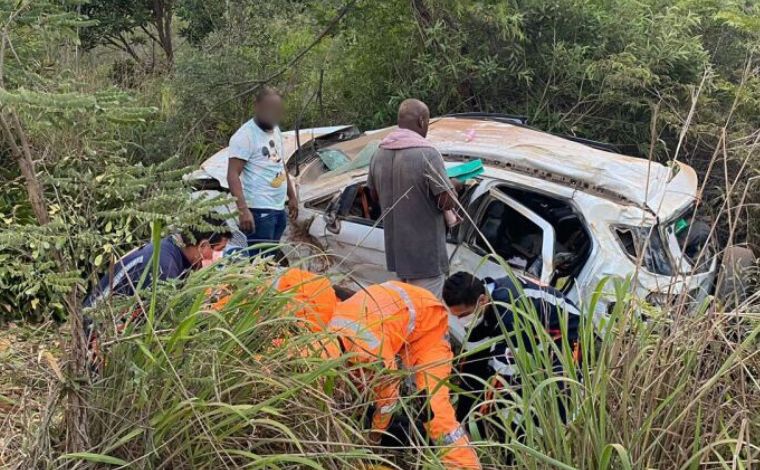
[275,268,336,332]
[328,281,480,469]
[210,268,337,332]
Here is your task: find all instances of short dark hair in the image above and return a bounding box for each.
[443,271,486,307]
[333,285,356,301]
[183,216,232,246]
[254,85,282,103]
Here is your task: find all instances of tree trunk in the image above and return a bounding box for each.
[0,110,89,453]
[153,0,173,65]
[0,113,50,225]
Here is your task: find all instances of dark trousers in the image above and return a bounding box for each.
[244,208,287,257]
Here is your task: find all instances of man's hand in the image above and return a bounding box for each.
[287,197,299,220]
[367,429,383,446]
[450,177,464,194]
[239,208,254,233]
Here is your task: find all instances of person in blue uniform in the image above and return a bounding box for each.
[443,271,581,437]
[83,217,231,370]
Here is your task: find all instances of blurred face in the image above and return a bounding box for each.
[255,94,284,128]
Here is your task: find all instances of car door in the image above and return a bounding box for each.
[449,188,556,285]
[308,181,391,285]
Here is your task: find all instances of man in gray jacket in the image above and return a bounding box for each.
[368,99,459,297]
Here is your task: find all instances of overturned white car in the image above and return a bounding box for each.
[190,115,718,324]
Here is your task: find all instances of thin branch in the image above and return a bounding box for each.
[139,24,161,45]
[179,0,358,150]
[210,0,357,90]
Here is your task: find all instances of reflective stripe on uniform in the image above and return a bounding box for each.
[523,288,581,316]
[441,425,467,446]
[382,282,416,336]
[328,317,380,349]
[91,256,145,307]
[379,401,399,414]
[489,356,518,377]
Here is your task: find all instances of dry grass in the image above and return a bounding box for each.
[0,322,65,469]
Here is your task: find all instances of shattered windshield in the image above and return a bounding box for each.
[321,140,380,177]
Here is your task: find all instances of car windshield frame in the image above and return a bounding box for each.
[660,202,716,275]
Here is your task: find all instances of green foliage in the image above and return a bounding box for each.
[64,264,760,468]
[80,262,389,468]
[78,0,175,64]
[78,0,153,51]
[175,0,226,46]
[0,1,222,320]
[160,0,760,242]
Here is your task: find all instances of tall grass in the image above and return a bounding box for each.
[41,253,757,469]
[62,260,393,469]
[478,279,758,469]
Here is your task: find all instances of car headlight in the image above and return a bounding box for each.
[613,225,673,276]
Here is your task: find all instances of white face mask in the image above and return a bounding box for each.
[455,295,489,331]
[456,311,482,330]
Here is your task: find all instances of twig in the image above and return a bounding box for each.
[178,0,358,151]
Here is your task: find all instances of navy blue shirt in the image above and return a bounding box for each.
[456,275,581,426]
[83,236,193,308]
[459,275,581,386]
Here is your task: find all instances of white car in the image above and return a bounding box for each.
[294,115,717,325]
[191,115,718,327]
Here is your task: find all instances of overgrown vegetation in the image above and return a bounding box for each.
[0,0,759,468]
[6,263,758,468]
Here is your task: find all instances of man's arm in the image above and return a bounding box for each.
[423,150,459,211]
[227,158,254,233]
[367,154,379,203]
[436,187,458,211]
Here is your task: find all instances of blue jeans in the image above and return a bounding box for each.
[244,208,287,258]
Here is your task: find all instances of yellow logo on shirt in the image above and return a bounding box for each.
[270,171,285,188]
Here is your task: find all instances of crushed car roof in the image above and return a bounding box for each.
[326,117,698,215]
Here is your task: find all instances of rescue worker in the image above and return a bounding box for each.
[210,267,345,332]
[443,271,581,435]
[327,281,481,469]
[275,268,340,331]
[83,217,232,369]
[84,218,232,309]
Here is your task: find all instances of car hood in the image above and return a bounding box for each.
[325,118,699,218]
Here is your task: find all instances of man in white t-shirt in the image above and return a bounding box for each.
[227,86,298,257]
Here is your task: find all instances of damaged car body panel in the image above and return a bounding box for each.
[189,116,718,330]
[295,117,718,327]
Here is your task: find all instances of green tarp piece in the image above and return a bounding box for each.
[674,218,689,235]
[447,159,484,181]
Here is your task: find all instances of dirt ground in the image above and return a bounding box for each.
[0,322,65,468]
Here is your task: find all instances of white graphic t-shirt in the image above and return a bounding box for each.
[228,119,287,210]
